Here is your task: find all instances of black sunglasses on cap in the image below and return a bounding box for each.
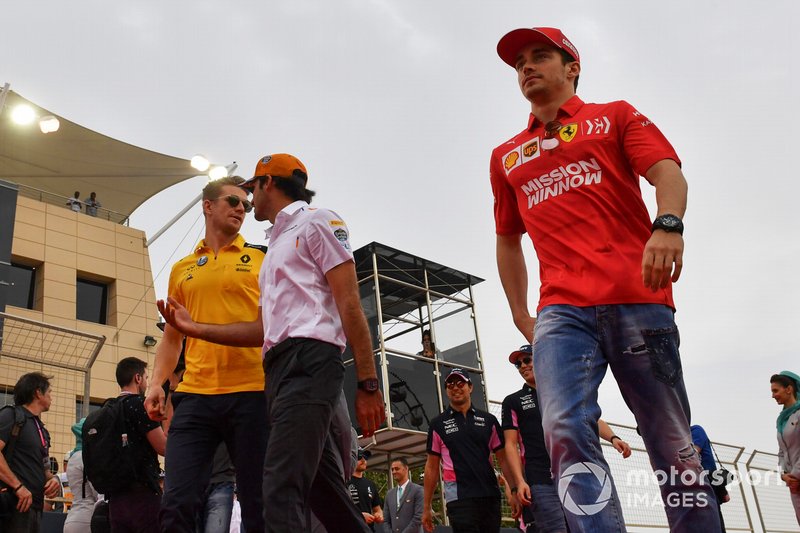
[215,195,253,213]
[513,356,533,369]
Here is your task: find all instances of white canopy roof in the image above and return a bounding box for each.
[0,88,202,218]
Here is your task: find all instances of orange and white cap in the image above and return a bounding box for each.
[243,153,307,186]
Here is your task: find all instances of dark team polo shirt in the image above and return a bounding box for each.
[0,406,51,511]
[501,385,552,485]
[348,475,382,530]
[426,406,504,503]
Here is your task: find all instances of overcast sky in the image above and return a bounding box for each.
[5,1,798,454]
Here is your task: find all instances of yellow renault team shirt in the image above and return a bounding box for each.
[168,234,266,394]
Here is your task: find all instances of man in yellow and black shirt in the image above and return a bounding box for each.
[144,176,267,533]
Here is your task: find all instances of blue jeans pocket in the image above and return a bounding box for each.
[642,326,682,386]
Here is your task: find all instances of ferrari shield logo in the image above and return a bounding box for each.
[559,123,578,143]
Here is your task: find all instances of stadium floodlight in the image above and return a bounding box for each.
[38,115,60,133]
[190,155,210,172]
[11,104,35,125]
[209,165,229,180]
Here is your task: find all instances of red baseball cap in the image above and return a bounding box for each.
[497,27,580,68]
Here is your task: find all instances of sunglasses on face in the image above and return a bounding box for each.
[215,194,253,213]
[446,380,468,390]
[514,356,533,369]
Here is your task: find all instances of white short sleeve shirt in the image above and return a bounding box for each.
[258,201,355,354]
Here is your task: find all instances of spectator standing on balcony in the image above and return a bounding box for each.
[85,192,102,217]
[0,372,61,533]
[416,330,439,359]
[66,191,82,212]
[771,371,800,524]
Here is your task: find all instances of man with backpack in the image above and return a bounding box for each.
[83,357,166,533]
[0,372,61,533]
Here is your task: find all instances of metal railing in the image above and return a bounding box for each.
[487,400,799,532]
[16,183,129,225]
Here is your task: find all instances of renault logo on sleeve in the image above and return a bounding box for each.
[557,462,613,516]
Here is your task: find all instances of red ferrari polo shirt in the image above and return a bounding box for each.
[490,95,680,311]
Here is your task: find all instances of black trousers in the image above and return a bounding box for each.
[159,391,268,533]
[446,497,501,533]
[261,338,369,533]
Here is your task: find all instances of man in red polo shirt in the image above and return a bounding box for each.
[490,27,721,532]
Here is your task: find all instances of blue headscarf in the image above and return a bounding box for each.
[776,371,800,434]
[67,417,86,459]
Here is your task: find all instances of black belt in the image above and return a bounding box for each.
[265,337,309,359]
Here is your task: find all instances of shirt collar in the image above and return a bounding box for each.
[194,234,245,254]
[446,405,475,417]
[265,200,309,240]
[527,95,585,131]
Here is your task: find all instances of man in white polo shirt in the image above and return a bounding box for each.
[158,153,385,533]
[248,153,385,532]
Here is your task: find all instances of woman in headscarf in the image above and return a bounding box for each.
[63,417,100,533]
[771,370,800,524]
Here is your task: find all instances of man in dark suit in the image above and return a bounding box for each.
[382,457,422,533]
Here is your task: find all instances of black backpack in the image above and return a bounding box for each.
[82,396,140,495]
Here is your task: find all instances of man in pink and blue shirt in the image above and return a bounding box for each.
[422,368,517,533]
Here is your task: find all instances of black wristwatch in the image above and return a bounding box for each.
[357,378,380,393]
[652,214,684,235]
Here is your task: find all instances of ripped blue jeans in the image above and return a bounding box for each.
[533,304,721,533]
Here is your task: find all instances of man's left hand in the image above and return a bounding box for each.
[642,231,683,291]
[355,389,385,437]
[613,438,632,458]
[157,297,200,337]
[43,477,61,498]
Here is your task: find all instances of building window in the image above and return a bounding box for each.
[0,385,13,407]
[77,278,108,324]
[75,399,104,421]
[8,263,36,309]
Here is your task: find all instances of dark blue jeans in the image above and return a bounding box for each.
[197,481,235,533]
[160,392,267,533]
[533,304,721,533]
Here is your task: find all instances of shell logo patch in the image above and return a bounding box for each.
[504,150,520,171]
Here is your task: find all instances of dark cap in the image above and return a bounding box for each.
[357,448,372,460]
[497,27,580,67]
[508,344,533,364]
[445,368,472,384]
